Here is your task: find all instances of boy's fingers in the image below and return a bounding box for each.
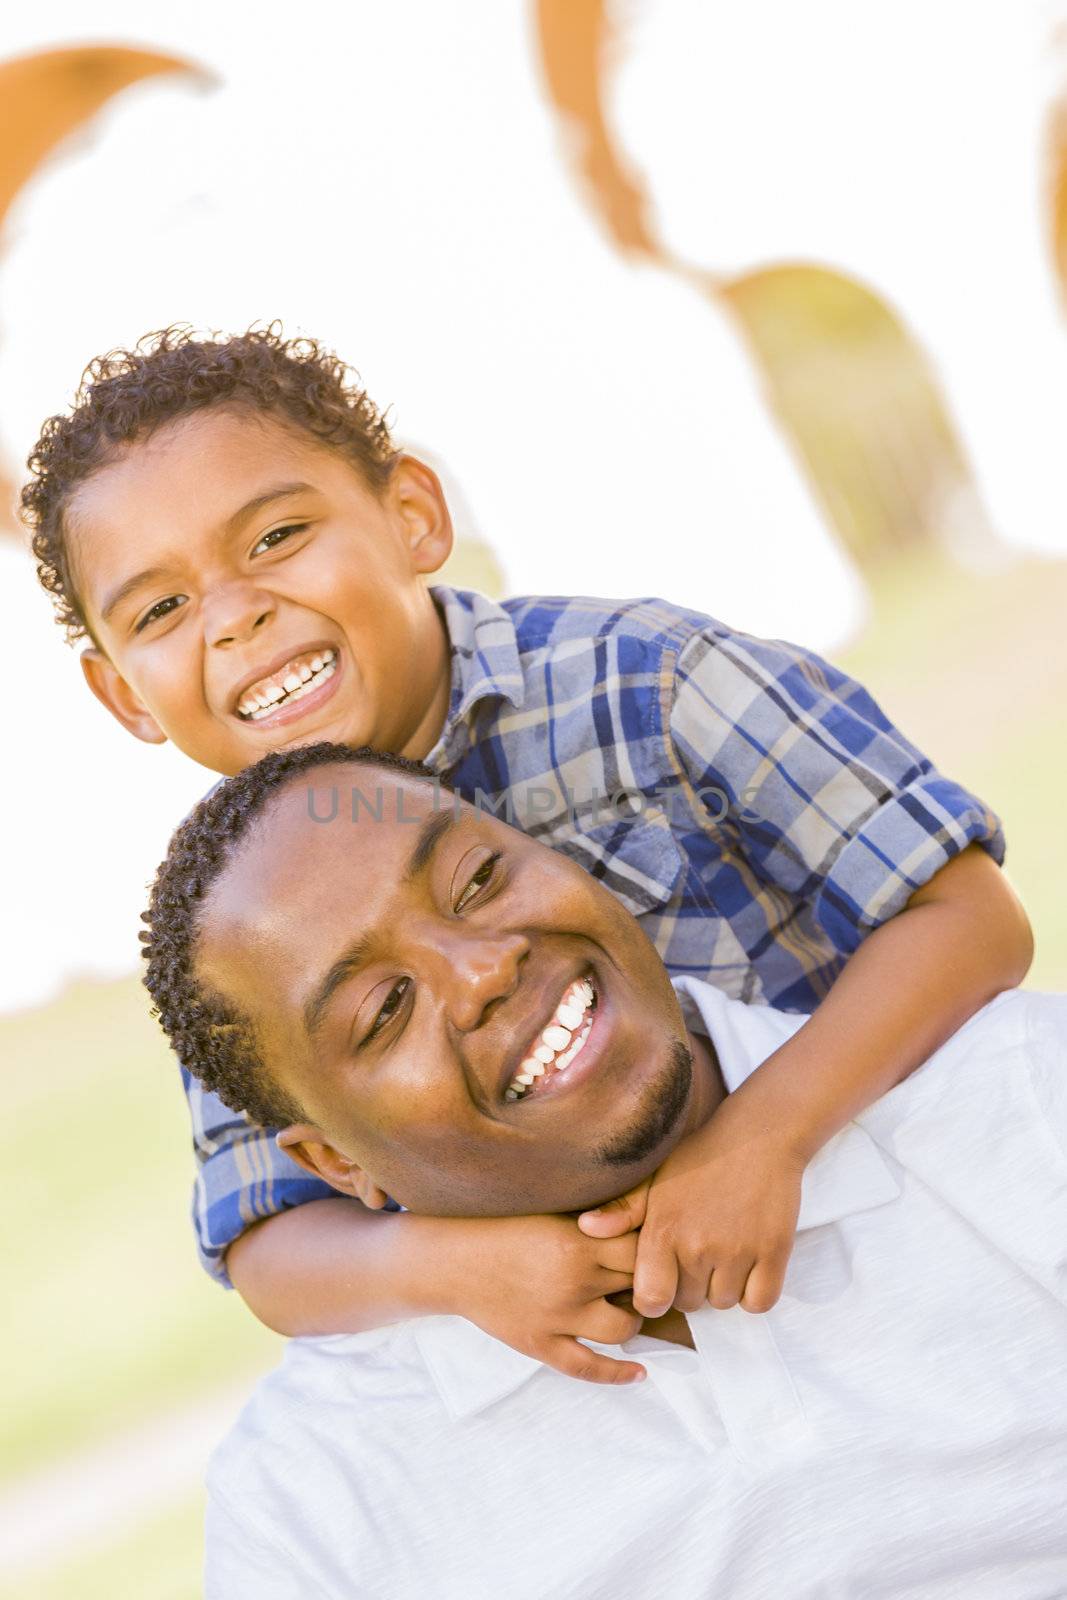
[582,1300,644,1346]
[632,1244,679,1319]
[593,1266,637,1299]
[594,1231,639,1276]
[544,1337,646,1386]
[577,1182,650,1238]
[673,1262,712,1314]
[740,1259,786,1314]
[708,1259,752,1311]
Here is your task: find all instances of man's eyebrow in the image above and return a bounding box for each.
[303,809,459,1040]
[402,807,457,884]
[304,931,377,1042]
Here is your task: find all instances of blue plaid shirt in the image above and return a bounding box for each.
[185,586,1004,1283]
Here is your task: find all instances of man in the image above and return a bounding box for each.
[142,742,1067,1599]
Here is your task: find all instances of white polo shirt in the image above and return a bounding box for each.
[205,981,1067,1599]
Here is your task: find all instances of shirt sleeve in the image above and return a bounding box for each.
[205,1491,324,1599]
[184,1067,337,1288]
[667,625,1005,957]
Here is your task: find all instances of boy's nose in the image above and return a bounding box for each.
[203,582,276,648]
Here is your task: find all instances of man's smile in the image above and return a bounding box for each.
[499,969,614,1108]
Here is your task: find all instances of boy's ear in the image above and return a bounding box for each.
[81,649,167,745]
[276,1125,391,1209]
[391,455,453,576]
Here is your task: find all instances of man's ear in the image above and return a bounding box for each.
[276,1125,391,1209]
[81,648,167,745]
[391,454,454,576]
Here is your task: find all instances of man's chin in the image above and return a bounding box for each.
[594,1036,693,1173]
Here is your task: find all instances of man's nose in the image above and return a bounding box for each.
[203,581,276,649]
[436,927,530,1033]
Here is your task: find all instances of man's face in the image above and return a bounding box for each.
[69,408,452,775]
[196,765,700,1216]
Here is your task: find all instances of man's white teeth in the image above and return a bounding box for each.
[238,650,337,720]
[506,978,597,1100]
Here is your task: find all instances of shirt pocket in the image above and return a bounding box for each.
[550,817,685,917]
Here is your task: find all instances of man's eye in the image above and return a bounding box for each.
[251,523,308,557]
[366,978,411,1040]
[454,853,501,912]
[135,595,186,633]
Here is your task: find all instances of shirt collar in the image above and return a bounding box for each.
[423,585,526,771]
[414,978,901,1420]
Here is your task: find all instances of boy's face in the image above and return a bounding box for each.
[196,767,717,1217]
[68,408,454,775]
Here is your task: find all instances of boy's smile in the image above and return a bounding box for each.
[68,408,454,775]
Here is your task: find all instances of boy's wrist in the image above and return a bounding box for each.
[391,1213,477,1319]
[713,1072,821,1167]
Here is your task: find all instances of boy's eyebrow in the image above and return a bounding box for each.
[99,483,317,623]
[100,565,172,624]
[223,482,316,533]
[303,809,459,1040]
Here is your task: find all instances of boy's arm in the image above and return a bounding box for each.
[227,1200,646,1388]
[580,626,1031,1314]
[719,840,1032,1162]
[183,1064,644,1380]
[584,845,1032,1318]
[183,1071,336,1287]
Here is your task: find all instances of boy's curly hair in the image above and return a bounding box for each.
[141,740,436,1130]
[21,324,399,643]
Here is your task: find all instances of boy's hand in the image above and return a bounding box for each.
[440,1213,647,1384]
[578,1100,805,1317]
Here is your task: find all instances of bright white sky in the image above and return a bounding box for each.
[2,0,1065,1011]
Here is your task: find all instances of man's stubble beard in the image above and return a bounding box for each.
[596,1036,693,1168]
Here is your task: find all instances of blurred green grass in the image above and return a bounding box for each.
[0,1492,205,1600]
[838,549,1067,993]
[0,974,280,1485]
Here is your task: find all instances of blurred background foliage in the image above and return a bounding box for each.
[3,3,1065,1595]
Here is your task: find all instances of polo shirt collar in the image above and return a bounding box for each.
[414,979,901,1420]
[424,586,525,772]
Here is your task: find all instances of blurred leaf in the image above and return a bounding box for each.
[722,263,984,571]
[534,0,659,257]
[0,45,207,538]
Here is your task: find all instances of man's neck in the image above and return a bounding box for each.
[683,1025,727,1135]
[624,1027,724,1355]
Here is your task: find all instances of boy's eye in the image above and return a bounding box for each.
[366,978,411,1041]
[251,523,308,557]
[454,853,501,913]
[135,594,186,633]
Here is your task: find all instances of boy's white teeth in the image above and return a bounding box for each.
[506,978,597,1100]
[238,650,337,719]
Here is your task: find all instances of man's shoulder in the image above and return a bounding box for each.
[208,1329,423,1483]
[499,592,719,662]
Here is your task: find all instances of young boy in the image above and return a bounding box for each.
[23,326,1032,1385]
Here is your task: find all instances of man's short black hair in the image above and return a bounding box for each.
[22,324,398,643]
[141,741,436,1129]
